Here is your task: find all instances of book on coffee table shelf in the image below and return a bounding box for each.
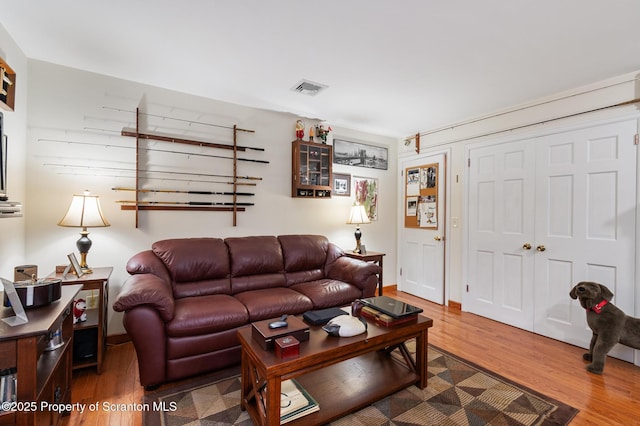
[280,379,319,424]
[361,305,418,327]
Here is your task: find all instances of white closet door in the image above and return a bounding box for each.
[466,117,637,360]
[533,119,637,361]
[466,140,536,330]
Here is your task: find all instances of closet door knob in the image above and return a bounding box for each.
[536,245,546,252]
[434,236,442,241]
[522,243,532,250]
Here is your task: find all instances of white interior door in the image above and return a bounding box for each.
[466,140,536,329]
[533,119,637,361]
[399,153,446,304]
[466,117,637,360]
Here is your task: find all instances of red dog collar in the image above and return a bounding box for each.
[590,299,608,314]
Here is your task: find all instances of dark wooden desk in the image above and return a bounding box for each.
[344,251,385,296]
[0,285,82,425]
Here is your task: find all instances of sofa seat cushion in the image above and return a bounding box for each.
[235,287,314,322]
[290,279,362,309]
[167,295,248,338]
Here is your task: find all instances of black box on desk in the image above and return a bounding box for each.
[251,316,309,351]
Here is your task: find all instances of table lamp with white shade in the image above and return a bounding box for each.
[346,204,370,254]
[58,191,110,273]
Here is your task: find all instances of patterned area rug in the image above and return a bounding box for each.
[143,344,578,425]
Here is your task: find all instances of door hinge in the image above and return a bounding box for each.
[635,134,639,145]
[399,267,402,276]
[467,158,471,167]
[466,284,469,292]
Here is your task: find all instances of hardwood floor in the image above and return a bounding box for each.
[62,290,640,425]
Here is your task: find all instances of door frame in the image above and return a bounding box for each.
[397,147,452,305]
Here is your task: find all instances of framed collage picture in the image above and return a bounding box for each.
[353,176,378,221]
[404,163,438,229]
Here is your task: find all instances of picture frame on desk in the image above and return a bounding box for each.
[67,253,84,278]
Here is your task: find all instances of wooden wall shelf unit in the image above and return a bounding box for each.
[291,140,332,198]
[0,285,81,426]
[0,57,16,111]
[118,108,262,227]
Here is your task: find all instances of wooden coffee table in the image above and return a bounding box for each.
[238,312,433,426]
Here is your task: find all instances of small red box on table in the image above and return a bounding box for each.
[275,336,300,359]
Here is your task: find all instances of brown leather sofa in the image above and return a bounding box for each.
[113,234,381,388]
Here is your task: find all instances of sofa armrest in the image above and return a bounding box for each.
[126,249,172,283]
[325,242,381,297]
[327,255,381,285]
[112,274,175,321]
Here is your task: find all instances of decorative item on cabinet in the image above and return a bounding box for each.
[291,140,333,198]
[315,124,332,144]
[295,119,304,140]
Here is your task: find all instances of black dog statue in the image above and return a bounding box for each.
[569,281,640,374]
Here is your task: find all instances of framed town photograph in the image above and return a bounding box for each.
[332,173,351,196]
[332,138,388,170]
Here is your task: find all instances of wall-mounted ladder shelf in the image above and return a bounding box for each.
[118,108,263,227]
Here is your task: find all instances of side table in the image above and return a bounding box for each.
[49,266,113,374]
[344,251,385,296]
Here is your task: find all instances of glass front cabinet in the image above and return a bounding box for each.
[291,140,332,198]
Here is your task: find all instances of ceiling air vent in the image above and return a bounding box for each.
[292,79,328,96]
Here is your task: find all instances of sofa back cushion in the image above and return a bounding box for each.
[278,235,329,285]
[225,236,286,293]
[152,238,231,298]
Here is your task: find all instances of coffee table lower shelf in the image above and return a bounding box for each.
[243,349,419,425]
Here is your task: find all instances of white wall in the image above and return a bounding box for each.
[0,24,28,278]
[24,60,397,335]
[397,71,640,305]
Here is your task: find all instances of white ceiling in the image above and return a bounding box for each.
[2,0,640,138]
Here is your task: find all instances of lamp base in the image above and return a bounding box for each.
[76,230,94,274]
[353,226,363,254]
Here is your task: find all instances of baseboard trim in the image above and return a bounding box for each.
[107,333,131,345]
[448,300,462,310]
[383,284,397,293]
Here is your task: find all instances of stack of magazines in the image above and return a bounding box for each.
[280,379,319,423]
